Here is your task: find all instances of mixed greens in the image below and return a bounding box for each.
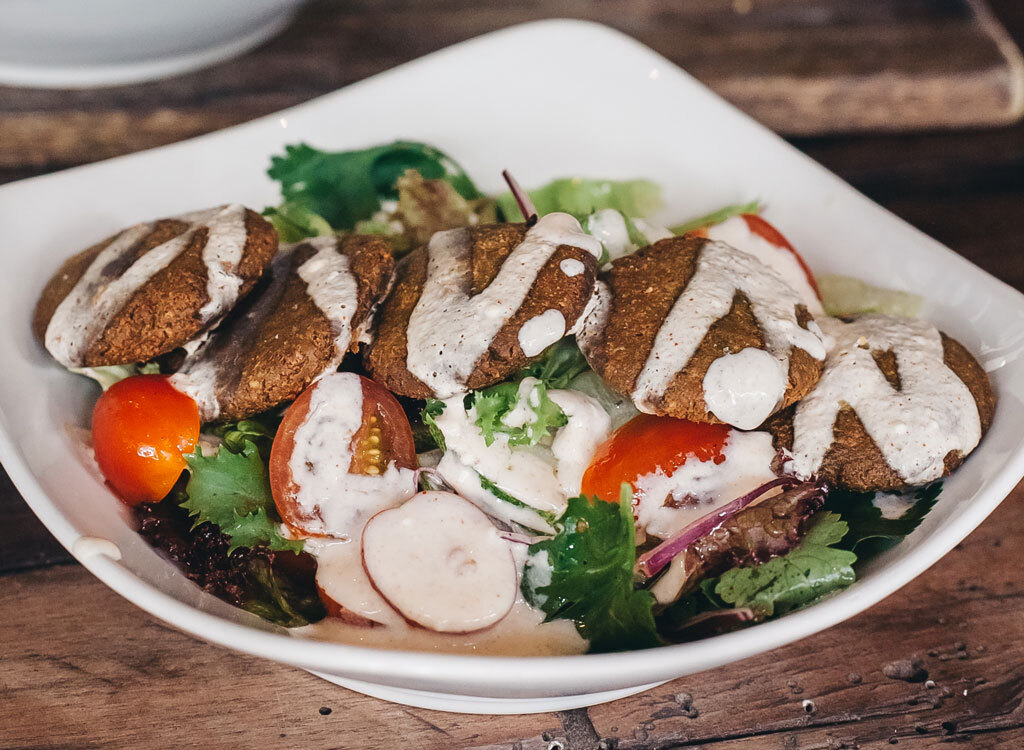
[118,139,941,651]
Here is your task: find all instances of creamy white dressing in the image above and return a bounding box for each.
[433,387,610,532]
[287,372,416,538]
[361,492,518,633]
[630,240,827,424]
[786,315,982,485]
[587,208,634,261]
[633,429,777,540]
[405,213,601,398]
[872,491,918,520]
[560,258,586,277]
[518,310,567,357]
[45,204,249,367]
[308,538,398,627]
[296,236,361,364]
[707,215,822,315]
[702,347,789,430]
[632,218,673,243]
[500,377,543,429]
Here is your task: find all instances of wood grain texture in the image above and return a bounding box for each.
[0,0,1021,179]
[2,484,1022,749]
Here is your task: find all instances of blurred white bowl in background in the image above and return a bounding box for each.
[0,0,306,88]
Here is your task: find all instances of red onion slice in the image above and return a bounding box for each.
[636,476,809,580]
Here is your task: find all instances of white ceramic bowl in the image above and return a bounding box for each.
[0,0,305,88]
[2,21,1024,715]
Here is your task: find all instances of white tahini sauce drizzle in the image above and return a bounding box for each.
[306,538,398,627]
[702,347,789,430]
[633,429,777,540]
[433,386,610,533]
[587,208,634,261]
[287,372,416,539]
[560,258,586,277]
[405,213,601,398]
[45,204,249,367]
[706,215,823,315]
[518,310,566,357]
[296,236,361,363]
[631,240,827,425]
[786,315,982,485]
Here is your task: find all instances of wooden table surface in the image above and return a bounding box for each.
[3,2,1024,748]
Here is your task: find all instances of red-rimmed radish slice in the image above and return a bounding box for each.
[269,372,417,539]
[313,541,399,627]
[691,214,821,311]
[361,492,517,633]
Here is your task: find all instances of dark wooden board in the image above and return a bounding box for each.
[3,484,1023,749]
[0,0,1022,184]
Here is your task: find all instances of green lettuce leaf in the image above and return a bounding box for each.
[181,440,301,554]
[471,378,567,447]
[267,141,480,231]
[668,201,761,235]
[523,487,661,652]
[68,362,161,391]
[420,399,447,452]
[516,338,590,390]
[824,482,941,556]
[497,177,662,222]
[209,415,280,462]
[818,274,924,318]
[262,201,334,243]
[711,512,857,618]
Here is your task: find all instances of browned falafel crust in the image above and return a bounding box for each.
[767,332,996,492]
[363,223,598,399]
[183,234,394,422]
[32,209,277,367]
[582,235,823,424]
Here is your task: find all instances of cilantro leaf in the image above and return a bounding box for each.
[668,201,761,235]
[824,482,942,556]
[471,378,567,447]
[497,177,662,222]
[516,338,590,390]
[711,512,857,618]
[181,440,301,554]
[267,141,480,231]
[524,488,661,652]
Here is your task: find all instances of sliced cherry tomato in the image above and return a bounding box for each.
[581,414,730,504]
[91,375,200,506]
[689,213,821,299]
[268,374,417,536]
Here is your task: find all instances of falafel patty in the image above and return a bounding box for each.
[768,314,996,492]
[364,213,602,399]
[171,234,395,422]
[34,204,277,368]
[578,236,827,429]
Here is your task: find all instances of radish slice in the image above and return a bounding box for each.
[312,541,399,628]
[361,492,517,633]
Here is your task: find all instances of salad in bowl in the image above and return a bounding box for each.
[31,139,995,657]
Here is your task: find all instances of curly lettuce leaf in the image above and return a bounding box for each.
[420,399,447,452]
[181,440,301,554]
[523,487,661,652]
[497,177,662,222]
[267,141,480,231]
[711,512,857,618]
[668,200,761,235]
[824,482,941,556]
[471,378,567,447]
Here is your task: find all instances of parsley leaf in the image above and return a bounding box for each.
[181,440,301,554]
[267,141,480,231]
[420,399,447,452]
[523,488,661,652]
[824,482,942,556]
[471,378,567,447]
[711,512,857,618]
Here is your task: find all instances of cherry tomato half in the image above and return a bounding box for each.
[689,214,821,299]
[91,375,200,505]
[581,414,731,504]
[268,374,417,537]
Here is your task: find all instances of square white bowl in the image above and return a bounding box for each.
[2,20,1024,715]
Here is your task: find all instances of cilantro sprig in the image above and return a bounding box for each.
[181,440,300,554]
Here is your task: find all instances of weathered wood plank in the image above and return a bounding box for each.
[0,0,1020,176]
[2,484,1022,749]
